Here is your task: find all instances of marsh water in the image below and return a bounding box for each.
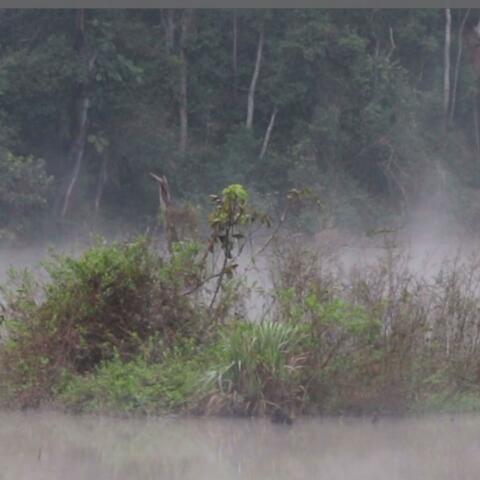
[1,411,480,480]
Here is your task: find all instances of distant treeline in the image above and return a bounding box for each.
[1,9,480,241]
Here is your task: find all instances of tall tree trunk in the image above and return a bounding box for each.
[246,26,264,130]
[449,9,470,126]
[232,11,238,101]
[178,48,188,156]
[61,9,94,218]
[61,96,90,217]
[165,9,175,54]
[178,9,192,156]
[259,107,278,159]
[444,8,452,131]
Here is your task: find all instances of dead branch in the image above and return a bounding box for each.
[150,173,178,253]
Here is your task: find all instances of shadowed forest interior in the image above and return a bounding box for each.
[2,9,480,241]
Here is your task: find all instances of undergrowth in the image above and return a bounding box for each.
[2,186,480,418]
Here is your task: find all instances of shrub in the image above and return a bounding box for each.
[59,341,209,415]
[0,237,203,407]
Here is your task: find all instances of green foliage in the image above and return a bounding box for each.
[208,183,270,260]
[0,149,51,242]
[58,354,165,415]
[59,343,208,415]
[41,238,159,368]
[0,9,476,235]
[411,391,480,414]
[306,296,381,342]
[208,184,250,231]
[158,240,203,288]
[0,237,203,406]
[204,321,312,415]
[208,184,250,252]
[3,227,480,416]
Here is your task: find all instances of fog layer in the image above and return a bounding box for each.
[1,411,479,480]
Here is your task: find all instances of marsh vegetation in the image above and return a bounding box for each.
[1,185,480,420]
[2,7,480,434]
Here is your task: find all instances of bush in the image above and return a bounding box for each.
[270,239,480,414]
[59,341,209,415]
[0,237,203,407]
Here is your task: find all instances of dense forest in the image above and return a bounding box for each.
[1,8,480,242]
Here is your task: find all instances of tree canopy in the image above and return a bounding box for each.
[1,9,479,240]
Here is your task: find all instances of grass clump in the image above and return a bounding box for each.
[202,321,312,416]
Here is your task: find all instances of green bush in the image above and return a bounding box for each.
[58,342,209,415]
[281,292,386,414]
[0,237,203,407]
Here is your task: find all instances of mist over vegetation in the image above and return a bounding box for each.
[3,9,480,423]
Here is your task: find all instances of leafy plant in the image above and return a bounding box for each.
[0,149,52,242]
[206,184,270,310]
[59,344,208,415]
[204,321,311,415]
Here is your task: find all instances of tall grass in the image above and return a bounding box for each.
[202,321,311,416]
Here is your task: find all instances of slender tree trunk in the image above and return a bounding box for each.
[165,9,175,54]
[444,8,452,131]
[74,8,85,51]
[386,26,396,61]
[178,9,192,156]
[178,48,188,156]
[449,9,470,126]
[246,26,264,130]
[259,107,278,159]
[372,33,379,94]
[232,11,238,101]
[472,20,480,160]
[60,9,94,218]
[61,96,90,217]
